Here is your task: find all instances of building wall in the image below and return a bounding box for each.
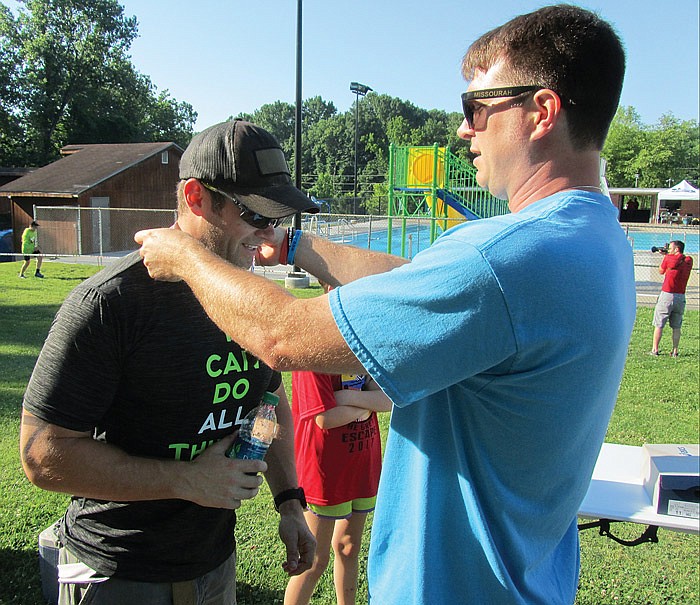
[6,147,182,253]
[11,197,53,251]
[84,150,181,210]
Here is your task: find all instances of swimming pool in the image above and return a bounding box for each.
[332,224,699,255]
[331,224,434,256]
[625,229,699,254]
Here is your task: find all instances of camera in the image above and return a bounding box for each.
[651,244,669,254]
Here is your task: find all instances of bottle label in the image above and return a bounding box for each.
[229,437,270,461]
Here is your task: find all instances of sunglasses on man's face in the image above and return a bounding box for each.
[202,183,282,229]
[460,86,543,130]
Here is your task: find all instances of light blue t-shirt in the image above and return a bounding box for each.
[329,191,636,605]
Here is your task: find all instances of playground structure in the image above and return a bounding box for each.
[386,144,509,255]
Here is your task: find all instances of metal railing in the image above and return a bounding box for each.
[2,208,697,308]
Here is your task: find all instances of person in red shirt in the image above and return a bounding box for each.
[651,240,694,357]
[286,283,392,605]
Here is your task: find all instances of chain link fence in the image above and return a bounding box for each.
[3,207,698,308]
[31,206,177,257]
[621,224,699,307]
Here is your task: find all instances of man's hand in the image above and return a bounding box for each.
[277,500,316,575]
[255,226,287,267]
[178,435,267,510]
[134,227,203,281]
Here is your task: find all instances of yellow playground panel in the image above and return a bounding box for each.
[407,147,445,187]
[406,147,467,226]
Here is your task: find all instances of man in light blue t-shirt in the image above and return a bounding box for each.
[137,5,635,604]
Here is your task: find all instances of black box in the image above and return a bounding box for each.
[657,475,700,519]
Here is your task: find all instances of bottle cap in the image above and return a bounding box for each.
[262,391,280,407]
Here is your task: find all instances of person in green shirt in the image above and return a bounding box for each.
[19,220,44,278]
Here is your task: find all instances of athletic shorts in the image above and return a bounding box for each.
[307,496,376,520]
[57,544,236,605]
[653,291,686,329]
[23,249,40,261]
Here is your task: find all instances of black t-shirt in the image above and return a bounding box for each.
[23,252,281,581]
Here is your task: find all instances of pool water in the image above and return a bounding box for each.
[332,224,434,255]
[334,224,699,255]
[626,230,699,254]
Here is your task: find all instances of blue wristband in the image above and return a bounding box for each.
[287,229,302,265]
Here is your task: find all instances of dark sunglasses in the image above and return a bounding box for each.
[461,86,543,130]
[202,183,282,229]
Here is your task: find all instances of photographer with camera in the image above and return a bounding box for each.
[650,240,694,357]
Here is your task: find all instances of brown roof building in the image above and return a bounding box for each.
[0,142,183,254]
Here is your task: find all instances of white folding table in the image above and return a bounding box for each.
[578,443,699,545]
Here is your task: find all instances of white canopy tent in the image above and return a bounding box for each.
[658,180,699,202]
[655,180,699,223]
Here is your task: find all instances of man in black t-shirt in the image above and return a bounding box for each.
[20,121,318,604]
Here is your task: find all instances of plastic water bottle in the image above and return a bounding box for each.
[226,391,279,461]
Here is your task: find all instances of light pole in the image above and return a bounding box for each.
[284,0,310,289]
[350,81,372,213]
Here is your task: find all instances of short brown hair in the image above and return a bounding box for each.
[670,240,685,254]
[462,4,625,150]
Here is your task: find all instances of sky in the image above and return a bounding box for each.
[7,0,700,131]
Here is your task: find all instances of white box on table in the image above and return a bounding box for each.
[642,444,699,519]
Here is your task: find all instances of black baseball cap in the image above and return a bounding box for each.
[179,120,319,219]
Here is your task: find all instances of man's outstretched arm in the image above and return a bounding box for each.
[135,227,388,374]
[271,228,409,287]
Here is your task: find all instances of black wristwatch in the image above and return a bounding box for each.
[274,487,307,512]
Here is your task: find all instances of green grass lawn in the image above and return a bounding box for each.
[0,260,698,604]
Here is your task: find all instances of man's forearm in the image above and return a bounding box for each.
[178,244,364,373]
[294,231,408,287]
[20,410,263,509]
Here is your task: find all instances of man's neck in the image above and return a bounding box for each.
[507,148,602,213]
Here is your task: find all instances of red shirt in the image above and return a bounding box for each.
[661,253,694,294]
[291,371,382,506]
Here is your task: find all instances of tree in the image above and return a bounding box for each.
[602,106,646,187]
[235,101,296,157]
[0,0,196,166]
[16,0,140,162]
[303,95,336,126]
[386,115,413,146]
[140,89,197,149]
[603,106,699,188]
[642,114,699,186]
[0,4,26,164]
[304,115,353,184]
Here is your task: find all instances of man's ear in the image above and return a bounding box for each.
[183,179,206,217]
[529,89,562,141]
